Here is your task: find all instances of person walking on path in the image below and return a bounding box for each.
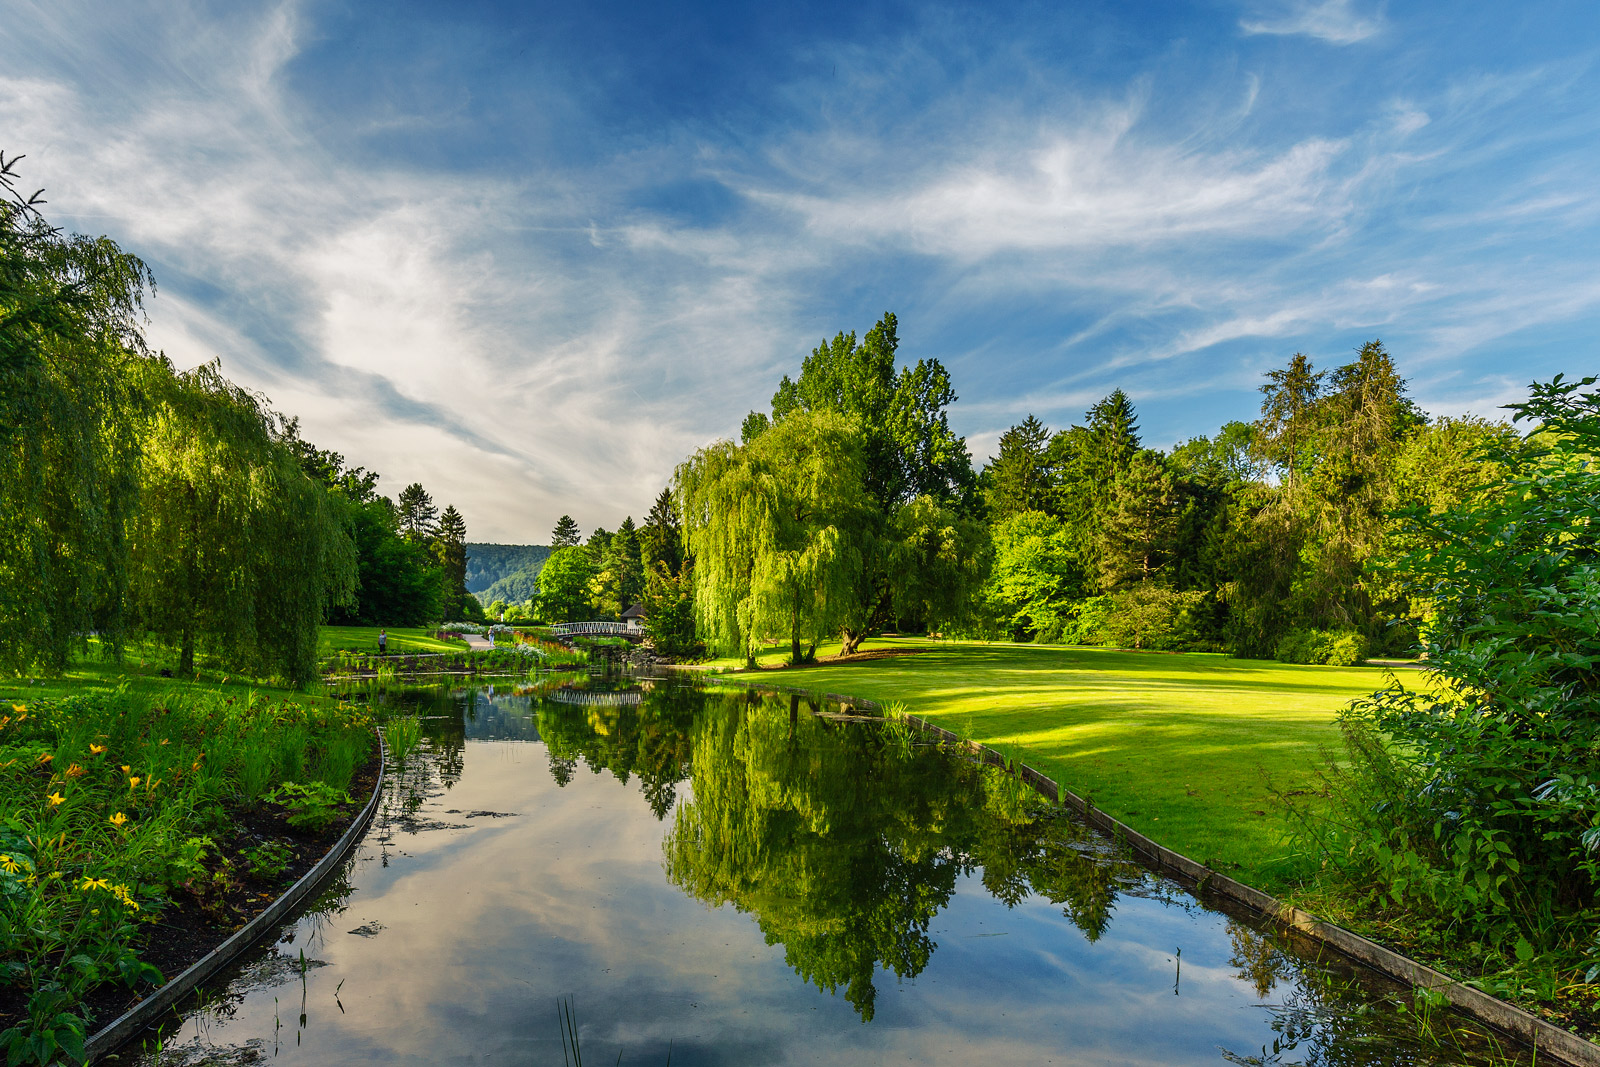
[378,629,388,656]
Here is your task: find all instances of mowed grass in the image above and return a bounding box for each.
[318,625,467,656]
[0,625,463,707]
[0,652,329,709]
[713,638,1403,888]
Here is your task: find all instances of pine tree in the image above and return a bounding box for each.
[603,517,645,614]
[397,483,438,543]
[1098,450,1178,590]
[551,514,582,548]
[435,505,468,619]
[1257,353,1324,492]
[641,488,684,576]
[984,415,1053,519]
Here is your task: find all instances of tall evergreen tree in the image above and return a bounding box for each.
[984,415,1053,519]
[1098,450,1179,590]
[435,505,469,619]
[600,516,645,615]
[397,483,438,543]
[551,514,582,548]
[1257,352,1324,492]
[641,487,684,576]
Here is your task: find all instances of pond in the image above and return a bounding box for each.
[135,674,1529,1066]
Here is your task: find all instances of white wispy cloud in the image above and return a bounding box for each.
[1239,0,1385,44]
[6,0,1597,542]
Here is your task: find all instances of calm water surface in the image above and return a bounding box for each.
[138,675,1528,1066]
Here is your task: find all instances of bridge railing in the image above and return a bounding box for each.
[548,621,638,637]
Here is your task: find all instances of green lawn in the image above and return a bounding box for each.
[0,625,466,707]
[317,625,468,656]
[708,638,1403,887]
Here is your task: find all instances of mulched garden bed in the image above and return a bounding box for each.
[0,751,382,1037]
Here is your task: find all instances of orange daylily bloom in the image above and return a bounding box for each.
[89,743,107,755]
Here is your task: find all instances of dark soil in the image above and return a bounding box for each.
[0,752,381,1037]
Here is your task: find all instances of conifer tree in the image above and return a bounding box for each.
[435,505,469,619]
[984,415,1053,519]
[397,483,438,543]
[550,514,582,548]
[641,487,684,576]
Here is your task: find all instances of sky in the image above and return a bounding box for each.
[5,0,1599,542]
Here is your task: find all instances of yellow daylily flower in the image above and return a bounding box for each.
[36,753,52,765]
[10,704,23,713]
[127,777,141,789]
[108,812,128,828]
[46,792,64,806]
[89,743,107,755]
[64,763,85,779]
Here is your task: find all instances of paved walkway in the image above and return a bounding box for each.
[462,632,496,652]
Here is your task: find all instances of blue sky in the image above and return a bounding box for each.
[5,0,1598,540]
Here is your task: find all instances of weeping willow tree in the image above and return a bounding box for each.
[0,151,155,673]
[128,361,356,685]
[676,411,868,665]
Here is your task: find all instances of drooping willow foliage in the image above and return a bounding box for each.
[1,152,357,683]
[128,361,356,684]
[0,151,154,673]
[676,411,868,665]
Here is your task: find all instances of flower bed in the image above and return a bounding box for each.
[0,690,376,1062]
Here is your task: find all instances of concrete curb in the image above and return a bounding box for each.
[85,728,388,1063]
[709,676,1600,1066]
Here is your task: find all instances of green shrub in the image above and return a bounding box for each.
[1298,374,1600,990]
[242,840,293,881]
[1274,627,1365,665]
[265,781,352,834]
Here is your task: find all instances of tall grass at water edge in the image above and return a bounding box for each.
[0,687,374,1063]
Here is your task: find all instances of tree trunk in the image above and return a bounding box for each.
[181,624,195,674]
[840,629,864,656]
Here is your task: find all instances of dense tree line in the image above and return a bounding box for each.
[980,341,1522,661]
[0,155,471,682]
[657,313,1536,667]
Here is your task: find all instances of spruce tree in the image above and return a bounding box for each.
[551,514,581,548]
[435,505,468,619]
[984,415,1053,519]
[397,483,438,543]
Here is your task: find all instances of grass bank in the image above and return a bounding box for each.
[317,626,467,657]
[706,638,1393,887]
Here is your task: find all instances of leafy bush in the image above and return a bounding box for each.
[1101,585,1205,651]
[265,781,352,833]
[242,840,293,881]
[1274,627,1366,666]
[1297,375,1600,990]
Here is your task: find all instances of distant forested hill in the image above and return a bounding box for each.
[465,543,550,594]
[476,557,548,606]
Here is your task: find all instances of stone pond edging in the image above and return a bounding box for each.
[712,676,1600,1067]
[84,729,388,1063]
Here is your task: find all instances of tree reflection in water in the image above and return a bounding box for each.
[538,684,1143,1021]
